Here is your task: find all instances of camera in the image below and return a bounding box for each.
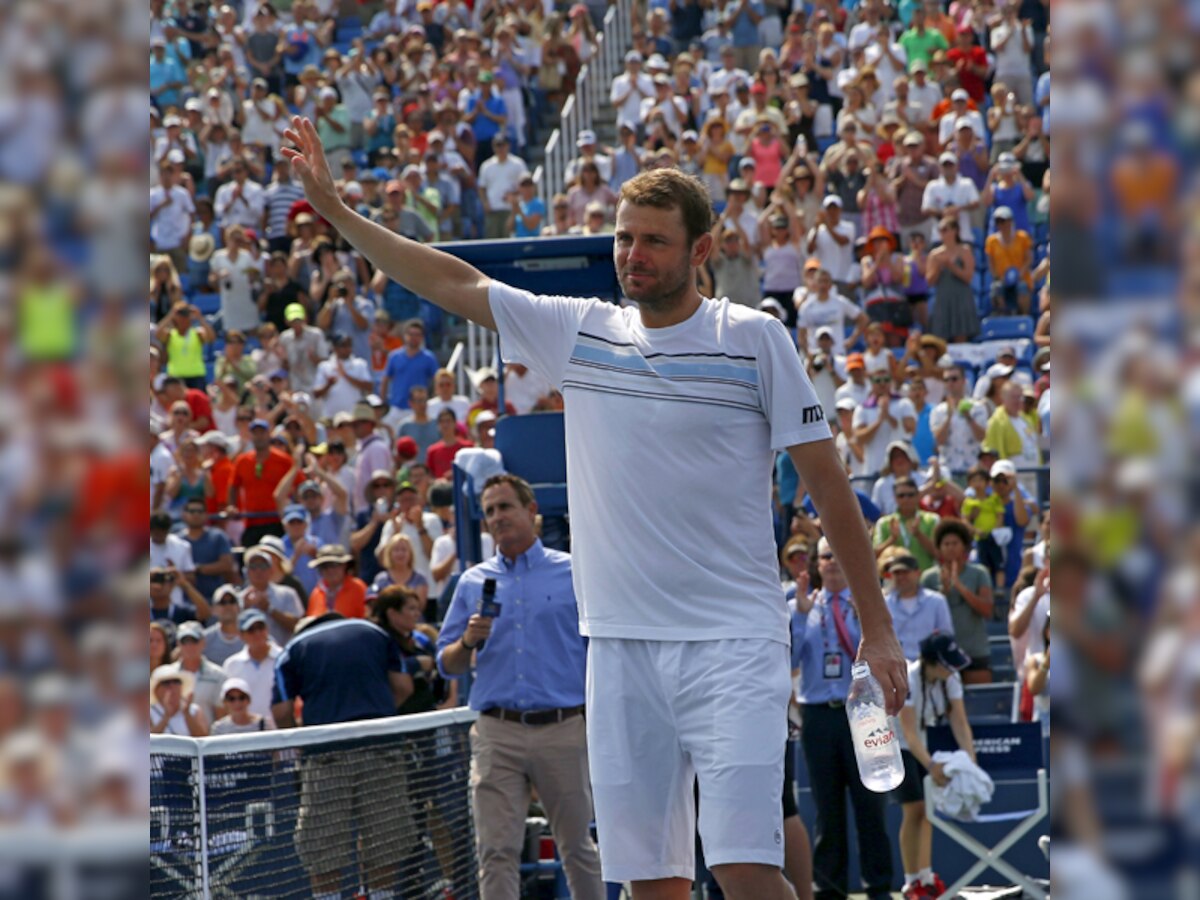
[812,353,827,371]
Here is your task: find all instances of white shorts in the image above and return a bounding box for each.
[585,637,792,883]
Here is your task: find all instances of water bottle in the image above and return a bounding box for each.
[846,662,905,792]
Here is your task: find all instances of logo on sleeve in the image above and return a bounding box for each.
[802,405,825,424]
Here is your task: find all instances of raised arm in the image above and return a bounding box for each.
[282,117,497,329]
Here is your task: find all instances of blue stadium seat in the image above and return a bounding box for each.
[194,292,222,315]
[492,413,567,517]
[989,636,1015,682]
[979,316,1034,342]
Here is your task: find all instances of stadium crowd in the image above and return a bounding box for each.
[148,0,1053,895]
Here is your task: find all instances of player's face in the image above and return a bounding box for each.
[614,203,704,311]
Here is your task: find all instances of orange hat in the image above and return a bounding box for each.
[804,256,822,272]
[846,353,866,371]
[867,226,897,251]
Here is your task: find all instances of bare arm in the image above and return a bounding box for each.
[282,118,497,329]
[788,438,907,712]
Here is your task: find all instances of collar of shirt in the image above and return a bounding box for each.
[495,538,547,573]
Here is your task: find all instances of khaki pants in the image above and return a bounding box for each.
[484,210,512,240]
[470,713,605,900]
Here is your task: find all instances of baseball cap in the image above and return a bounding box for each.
[993,205,1014,221]
[938,151,958,165]
[815,326,836,341]
[177,621,204,642]
[163,115,182,127]
[955,116,973,131]
[996,151,1019,169]
[990,459,1017,479]
[213,585,240,605]
[221,676,253,700]
[681,129,698,142]
[750,82,767,95]
[298,480,322,496]
[239,609,269,631]
[845,353,866,371]
[885,554,921,573]
[902,131,924,146]
[577,129,597,147]
[395,435,419,459]
[835,396,858,411]
[318,87,338,101]
[282,503,310,524]
[284,302,306,322]
[987,362,1016,379]
[951,88,970,101]
[804,257,823,272]
[822,195,843,208]
[759,297,786,318]
[396,480,418,494]
[401,164,422,180]
[385,179,404,193]
[738,156,757,170]
[625,50,643,63]
[909,59,928,73]
[727,178,750,193]
[920,633,971,670]
[342,180,363,197]
[478,70,494,82]
[249,418,270,431]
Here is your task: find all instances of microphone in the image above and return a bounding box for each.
[477,578,501,651]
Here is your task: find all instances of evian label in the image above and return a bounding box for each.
[862,725,896,749]
[850,709,894,750]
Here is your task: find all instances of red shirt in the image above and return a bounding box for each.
[426,439,474,479]
[920,493,961,519]
[307,577,368,618]
[230,448,295,525]
[467,399,516,425]
[947,47,989,102]
[207,456,235,516]
[185,388,215,432]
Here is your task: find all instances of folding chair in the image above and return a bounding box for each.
[924,722,1048,900]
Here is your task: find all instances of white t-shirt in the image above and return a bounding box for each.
[223,644,282,724]
[796,292,861,355]
[902,658,963,750]
[1009,584,1048,673]
[928,398,990,473]
[862,346,892,376]
[213,178,266,230]
[427,394,471,424]
[937,109,986,146]
[209,248,262,333]
[851,395,916,477]
[313,355,372,418]
[151,442,175,511]
[149,533,195,610]
[477,154,529,211]
[807,220,857,282]
[504,367,554,414]
[149,184,195,251]
[429,529,495,603]
[921,176,980,243]
[150,702,205,736]
[990,21,1033,77]
[379,512,445,583]
[489,283,832,642]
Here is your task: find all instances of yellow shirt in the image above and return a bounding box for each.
[985,230,1033,288]
[166,328,207,379]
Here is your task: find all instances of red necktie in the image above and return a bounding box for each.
[829,592,858,658]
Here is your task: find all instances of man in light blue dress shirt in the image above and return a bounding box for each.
[437,474,604,900]
[883,554,954,660]
[792,538,893,900]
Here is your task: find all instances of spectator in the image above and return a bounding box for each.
[312,333,374,419]
[256,252,309,334]
[509,173,546,238]
[214,159,266,231]
[162,621,228,723]
[209,225,264,335]
[796,267,867,357]
[227,418,293,544]
[883,554,954,660]
[349,471,399,584]
[835,353,871,408]
[871,440,923,516]
[990,0,1035,105]
[985,207,1034,315]
[467,71,510,167]
[305,544,368,618]
[706,224,761,308]
[807,195,857,298]
[852,366,916,477]
[611,120,646,192]
[898,6,948,70]
[874,475,941,574]
[920,519,995,684]
[397,385,440,459]
[980,153,1035,233]
[222,609,283,725]
[150,510,202,610]
[149,160,196,275]
[155,302,215,390]
[467,368,517,422]
[427,368,471,423]
[930,363,987,472]
[921,153,980,245]
[926,217,978,342]
[426,408,474,479]
[371,533,431,612]
[177,498,235,602]
[860,226,909,346]
[149,667,209,737]
[378,480,444,585]
[210,676,276,734]
[566,161,618,228]
[203,585,245,667]
[985,381,1042,471]
[381,319,439,412]
[611,51,654,126]
[278,302,328,393]
[214,331,257,391]
[945,27,988,104]
[541,193,575,236]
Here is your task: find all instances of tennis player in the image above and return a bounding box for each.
[282,117,907,900]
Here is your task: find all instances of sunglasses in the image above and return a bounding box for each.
[944,374,962,382]
[225,693,250,702]
[215,597,239,605]
[895,492,918,499]
[185,506,207,514]
[871,376,891,384]
[246,559,271,569]
[173,411,190,417]
[819,552,835,560]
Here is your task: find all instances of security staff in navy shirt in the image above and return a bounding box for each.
[271,613,416,900]
[437,474,604,900]
[793,537,893,900]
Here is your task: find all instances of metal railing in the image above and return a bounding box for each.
[535,0,634,205]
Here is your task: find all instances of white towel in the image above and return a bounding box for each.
[929,750,995,821]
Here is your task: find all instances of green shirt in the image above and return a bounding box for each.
[405,186,442,242]
[899,27,948,68]
[873,510,940,572]
[317,104,353,151]
[920,563,993,661]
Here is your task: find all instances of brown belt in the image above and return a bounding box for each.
[481,705,585,726]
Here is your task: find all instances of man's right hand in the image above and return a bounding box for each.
[281,117,343,222]
[462,613,493,647]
